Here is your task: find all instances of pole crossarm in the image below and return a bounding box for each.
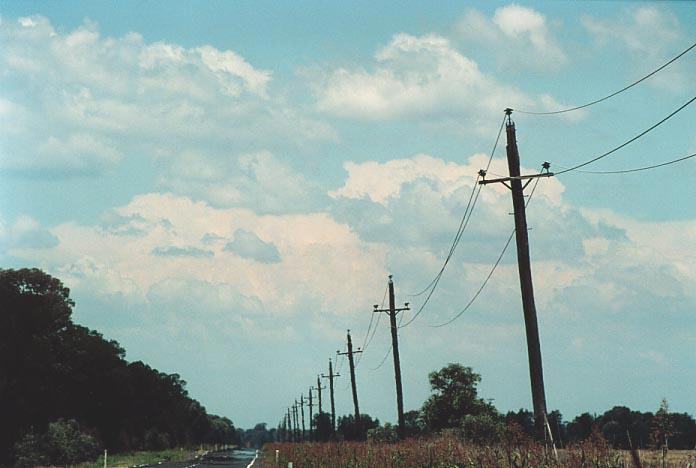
[373,305,409,314]
[479,172,554,186]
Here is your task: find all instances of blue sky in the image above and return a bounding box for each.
[1,1,695,429]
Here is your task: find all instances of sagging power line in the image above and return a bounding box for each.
[514,41,696,115]
[555,94,696,175]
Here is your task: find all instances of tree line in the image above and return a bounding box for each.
[270,364,696,450]
[0,268,239,466]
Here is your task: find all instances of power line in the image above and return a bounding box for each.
[355,284,387,367]
[555,95,696,175]
[399,184,483,328]
[556,151,696,175]
[514,41,696,115]
[409,115,506,298]
[369,306,406,371]
[428,173,544,328]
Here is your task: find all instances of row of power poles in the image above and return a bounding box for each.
[279,110,554,443]
[279,275,411,442]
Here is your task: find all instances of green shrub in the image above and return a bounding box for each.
[14,419,100,466]
[367,423,398,444]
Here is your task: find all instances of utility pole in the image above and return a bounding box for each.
[292,401,299,442]
[282,413,287,442]
[479,108,553,439]
[287,407,294,442]
[300,394,306,442]
[308,387,314,441]
[337,330,362,424]
[373,275,410,439]
[321,358,340,433]
[315,375,326,415]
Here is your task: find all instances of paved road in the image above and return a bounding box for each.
[157,449,259,468]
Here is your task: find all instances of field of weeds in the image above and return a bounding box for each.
[261,434,696,467]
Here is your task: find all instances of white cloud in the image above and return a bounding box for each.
[0,16,333,177]
[315,33,533,122]
[0,215,59,251]
[457,5,567,71]
[160,151,328,213]
[14,193,387,321]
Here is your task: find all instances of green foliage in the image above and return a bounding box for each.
[14,419,99,467]
[337,413,379,441]
[462,413,504,444]
[421,363,498,433]
[313,412,333,442]
[403,410,426,438]
[367,423,398,444]
[242,422,276,448]
[0,268,238,464]
[650,398,674,448]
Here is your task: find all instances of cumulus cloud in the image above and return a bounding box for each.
[224,229,281,264]
[0,16,333,177]
[456,5,567,71]
[0,215,59,251]
[314,33,533,122]
[160,151,328,213]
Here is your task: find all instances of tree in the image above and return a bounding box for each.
[337,414,379,441]
[313,413,332,442]
[505,409,535,437]
[404,410,426,438]
[0,268,238,463]
[651,399,674,449]
[421,363,497,432]
[566,412,596,443]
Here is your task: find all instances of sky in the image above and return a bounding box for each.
[1,1,695,430]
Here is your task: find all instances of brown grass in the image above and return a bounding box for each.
[260,434,696,467]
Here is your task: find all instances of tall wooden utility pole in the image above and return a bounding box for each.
[373,275,410,439]
[308,387,314,441]
[337,330,362,423]
[321,359,340,432]
[479,108,553,439]
[300,394,306,441]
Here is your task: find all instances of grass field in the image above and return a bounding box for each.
[261,436,696,467]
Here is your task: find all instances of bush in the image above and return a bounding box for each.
[367,423,398,444]
[462,413,504,444]
[14,419,100,466]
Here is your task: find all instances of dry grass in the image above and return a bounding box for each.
[261,434,696,467]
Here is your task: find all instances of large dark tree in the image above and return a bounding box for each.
[0,268,238,464]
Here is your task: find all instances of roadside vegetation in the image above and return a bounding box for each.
[261,364,696,467]
[0,268,239,466]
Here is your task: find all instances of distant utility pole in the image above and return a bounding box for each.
[315,375,326,415]
[282,413,287,442]
[300,394,306,442]
[321,358,340,432]
[287,407,294,442]
[308,387,314,441]
[373,275,410,439]
[337,330,362,424]
[479,108,553,439]
[292,401,299,442]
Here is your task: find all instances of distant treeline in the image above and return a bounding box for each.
[271,364,696,451]
[0,268,239,466]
